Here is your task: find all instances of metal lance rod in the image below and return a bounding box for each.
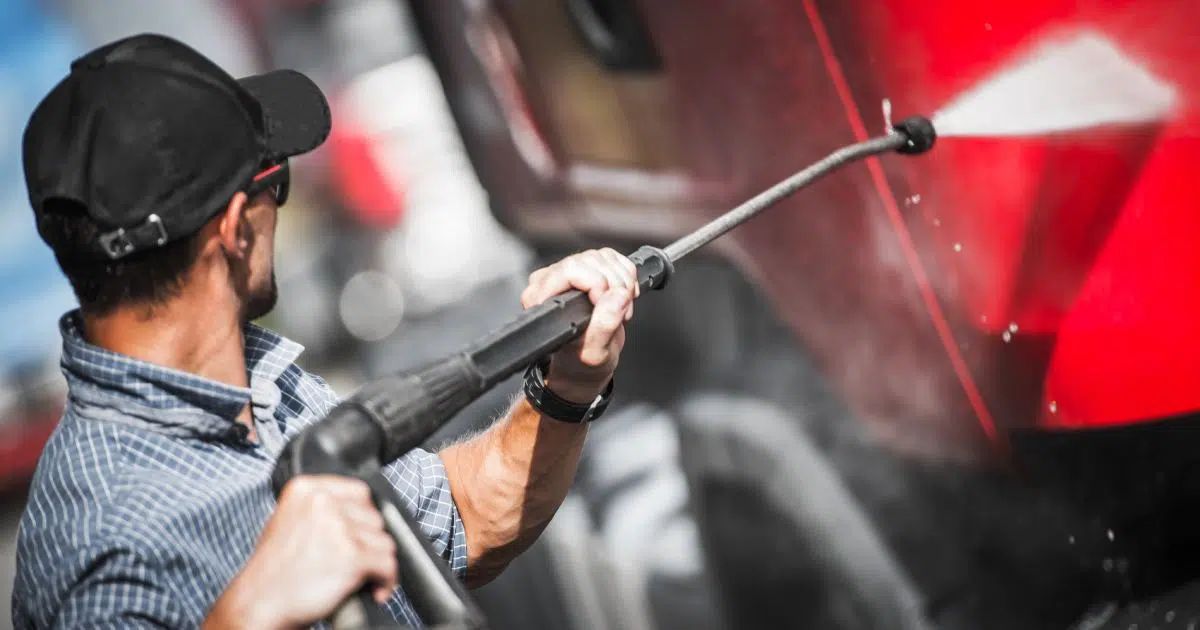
[665,131,909,262]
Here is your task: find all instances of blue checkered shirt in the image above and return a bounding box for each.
[11,311,468,629]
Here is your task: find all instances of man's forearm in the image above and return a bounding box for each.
[438,387,590,588]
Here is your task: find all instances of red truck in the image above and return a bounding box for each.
[404,0,1200,628]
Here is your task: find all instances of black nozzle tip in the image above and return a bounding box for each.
[893,116,937,155]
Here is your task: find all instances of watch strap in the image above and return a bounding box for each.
[523,358,614,423]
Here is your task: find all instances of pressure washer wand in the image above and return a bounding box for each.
[271,116,937,630]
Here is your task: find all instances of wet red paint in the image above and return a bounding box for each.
[835,0,1200,430]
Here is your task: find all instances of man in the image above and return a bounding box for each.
[12,33,639,629]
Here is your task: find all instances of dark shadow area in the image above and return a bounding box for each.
[675,393,932,630]
[1011,414,1200,606]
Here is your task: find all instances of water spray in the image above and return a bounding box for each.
[270,116,938,630]
[933,31,1178,138]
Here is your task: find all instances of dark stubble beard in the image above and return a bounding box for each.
[243,270,278,323]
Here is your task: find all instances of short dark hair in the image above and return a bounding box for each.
[37,199,201,316]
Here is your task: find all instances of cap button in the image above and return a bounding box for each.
[226,423,250,444]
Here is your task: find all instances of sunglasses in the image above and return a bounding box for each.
[246,161,291,206]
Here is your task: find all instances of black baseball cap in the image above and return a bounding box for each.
[23,33,331,261]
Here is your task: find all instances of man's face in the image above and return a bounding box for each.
[237,190,279,322]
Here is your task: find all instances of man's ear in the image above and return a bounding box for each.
[216,192,250,258]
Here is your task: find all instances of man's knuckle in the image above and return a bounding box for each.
[373,556,399,585]
[335,516,358,543]
[596,309,622,328]
[286,476,315,499]
[347,478,372,501]
[579,347,607,367]
[562,269,585,287]
[380,543,398,567]
[308,489,335,512]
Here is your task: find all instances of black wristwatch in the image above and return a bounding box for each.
[523,358,614,423]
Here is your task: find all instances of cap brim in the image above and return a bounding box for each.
[238,69,331,162]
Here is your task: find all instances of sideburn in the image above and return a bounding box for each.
[228,214,256,322]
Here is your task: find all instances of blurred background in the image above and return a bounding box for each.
[0,0,543,625]
[3,1,1199,629]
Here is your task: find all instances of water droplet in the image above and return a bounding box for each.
[1107,529,1115,541]
[1068,535,1076,544]
[932,218,942,227]
[1049,401,1058,414]
[1186,619,1194,630]
[1102,557,1114,571]
[985,22,993,31]
[1008,322,1019,333]
[1001,331,1012,343]
[882,98,894,130]
[980,314,988,324]
[953,243,963,252]
[1165,610,1175,622]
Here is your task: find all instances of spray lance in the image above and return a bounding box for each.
[270,116,938,630]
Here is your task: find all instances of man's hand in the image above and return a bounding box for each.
[204,476,398,630]
[520,248,640,403]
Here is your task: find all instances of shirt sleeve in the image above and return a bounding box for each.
[380,448,470,580]
[43,547,189,630]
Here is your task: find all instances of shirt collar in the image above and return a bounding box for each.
[57,310,305,441]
